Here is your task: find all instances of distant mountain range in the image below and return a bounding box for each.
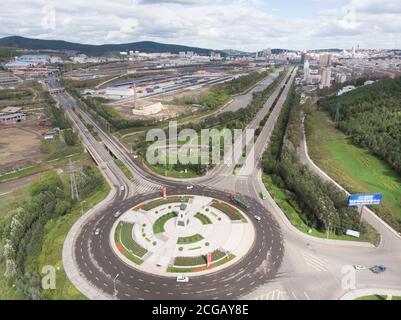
[0,36,227,57]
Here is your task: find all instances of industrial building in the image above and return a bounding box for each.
[0,107,27,124]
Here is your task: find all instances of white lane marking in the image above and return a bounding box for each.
[302,252,327,272]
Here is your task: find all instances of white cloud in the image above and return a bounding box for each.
[0,0,400,50]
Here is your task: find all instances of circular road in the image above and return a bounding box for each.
[74,184,284,300]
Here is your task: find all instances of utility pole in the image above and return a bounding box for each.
[113,274,119,297]
[69,158,80,201]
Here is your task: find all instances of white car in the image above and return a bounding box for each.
[186,186,194,190]
[354,265,367,270]
[113,211,122,218]
[254,215,261,221]
[94,228,101,236]
[176,275,189,283]
[120,186,125,191]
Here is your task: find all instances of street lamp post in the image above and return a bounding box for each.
[80,200,86,216]
[113,274,119,297]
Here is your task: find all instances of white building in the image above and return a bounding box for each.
[337,85,356,96]
[0,107,26,124]
[320,67,332,88]
[105,87,134,99]
[303,60,310,83]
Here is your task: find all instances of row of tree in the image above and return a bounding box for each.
[319,77,401,175]
[262,85,364,235]
[0,166,104,299]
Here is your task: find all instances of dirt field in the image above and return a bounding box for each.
[0,126,44,174]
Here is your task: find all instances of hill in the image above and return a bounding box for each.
[0,36,225,57]
[319,77,401,175]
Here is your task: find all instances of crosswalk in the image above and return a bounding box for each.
[252,290,312,300]
[302,252,328,272]
[130,180,161,196]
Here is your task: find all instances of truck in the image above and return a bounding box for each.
[260,191,268,200]
[229,194,250,209]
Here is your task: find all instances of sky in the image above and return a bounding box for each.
[0,0,400,51]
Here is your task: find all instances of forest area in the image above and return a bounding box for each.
[262,85,365,236]
[319,77,401,175]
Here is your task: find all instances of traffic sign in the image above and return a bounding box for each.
[348,194,382,206]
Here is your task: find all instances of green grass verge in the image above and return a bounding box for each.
[194,212,212,225]
[116,222,147,257]
[153,212,177,234]
[356,295,401,300]
[305,109,401,232]
[210,200,245,221]
[114,159,133,180]
[262,173,380,245]
[142,196,191,211]
[177,234,204,245]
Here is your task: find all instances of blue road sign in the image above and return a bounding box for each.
[348,194,383,206]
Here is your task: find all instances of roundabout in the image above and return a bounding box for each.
[73,185,285,300]
[110,195,255,276]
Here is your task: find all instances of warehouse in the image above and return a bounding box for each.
[0,107,26,124]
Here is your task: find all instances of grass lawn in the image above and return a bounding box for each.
[114,159,133,180]
[262,173,380,246]
[177,234,204,245]
[145,162,202,179]
[305,109,401,232]
[194,212,212,225]
[0,152,86,184]
[153,212,177,234]
[115,222,147,258]
[356,295,401,300]
[142,196,191,211]
[210,200,245,221]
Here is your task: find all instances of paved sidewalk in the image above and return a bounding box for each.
[340,288,401,300]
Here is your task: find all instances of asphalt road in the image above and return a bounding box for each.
[74,185,284,300]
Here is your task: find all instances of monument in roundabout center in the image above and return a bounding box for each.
[175,203,190,228]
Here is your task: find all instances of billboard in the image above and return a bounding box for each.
[348,194,382,206]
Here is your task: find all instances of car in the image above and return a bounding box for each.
[94,228,101,236]
[176,275,189,283]
[254,215,261,221]
[120,186,125,191]
[353,265,367,270]
[371,265,386,274]
[113,211,122,218]
[186,185,194,190]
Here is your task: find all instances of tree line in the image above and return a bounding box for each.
[319,76,401,175]
[0,166,104,299]
[262,84,364,236]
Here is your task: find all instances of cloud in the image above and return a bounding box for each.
[0,0,400,50]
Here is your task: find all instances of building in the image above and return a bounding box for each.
[335,73,347,84]
[303,60,310,83]
[0,107,26,124]
[105,87,134,99]
[210,52,222,60]
[338,85,356,96]
[17,55,50,65]
[320,67,332,88]
[319,54,332,67]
